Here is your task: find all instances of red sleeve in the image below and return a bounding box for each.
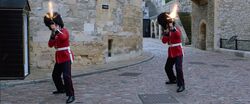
[57,28,69,41]
[162,36,169,44]
[48,39,55,48]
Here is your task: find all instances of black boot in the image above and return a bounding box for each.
[66,96,75,103]
[165,80,176,84]
[52,90,65,94]
[177,86,185,92]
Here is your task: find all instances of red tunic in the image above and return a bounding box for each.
[162,27,183,58]
[48,28,74,64]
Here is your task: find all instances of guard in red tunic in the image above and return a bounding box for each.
[44,12,75,103]
[157,12,185,92]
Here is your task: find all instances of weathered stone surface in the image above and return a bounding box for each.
[191,1,209,50]
[216,0,250,39]
[192,0,250,51]
[33,31,51,42]
[29,0,143,69]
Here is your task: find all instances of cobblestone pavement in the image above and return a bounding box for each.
[1,38,250,104]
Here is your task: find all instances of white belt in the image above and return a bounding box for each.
[169,43,182,47]
[56,47,74,63]
[56,47,70,51]
[168,43,184,56]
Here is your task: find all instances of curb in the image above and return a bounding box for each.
[0,52,154,89]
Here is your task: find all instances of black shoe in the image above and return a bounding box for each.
[52,90,65,94]
[165,81,176,84]
[177,86,185,92]
[66,96,75,103]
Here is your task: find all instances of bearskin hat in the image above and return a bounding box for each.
[43,12,64,30]
[157,12,175,30]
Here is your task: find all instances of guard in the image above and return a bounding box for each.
[44,12,75,103]
[157,12,185,92]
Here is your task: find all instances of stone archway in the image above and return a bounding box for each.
[158,24,162,39]
[154,19,162,39]
[154,19,158,39]
[151,20,154,38]
[151,20,155,38]
[199,21,206,50]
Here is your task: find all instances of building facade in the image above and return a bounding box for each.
[191,0,250,57]
[29,0,143,69]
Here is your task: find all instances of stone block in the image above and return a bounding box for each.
[36,60,54,69]
[73,55,92,66]
[67,0,76,5]
[84,23,95,32]
[58,4,71,17]
[33,31,50,42]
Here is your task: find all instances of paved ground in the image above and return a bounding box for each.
[1,38,250,104]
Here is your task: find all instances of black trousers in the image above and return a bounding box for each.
[165,55,185,87]
[52,61,74,96]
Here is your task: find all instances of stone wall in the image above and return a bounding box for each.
[214,0,250,49]
[177,0,192,12]
[191,1,208,50]
[207,0,215,50]
[28,0,143,69]
[192,0,250,51]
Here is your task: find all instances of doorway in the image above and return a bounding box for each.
[200,22,206,50]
